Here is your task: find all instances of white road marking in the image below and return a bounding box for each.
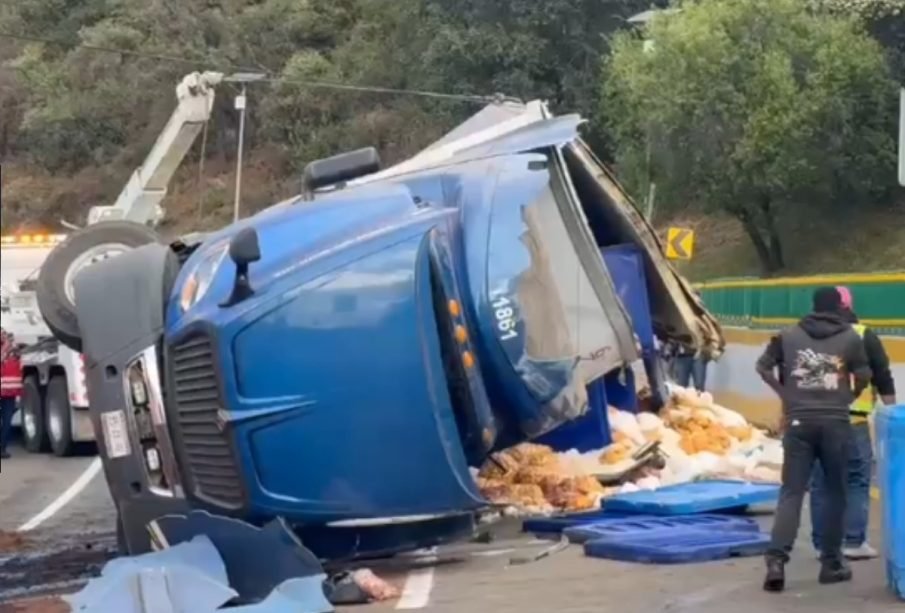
[469,547,516,557]
[396,548,437,610]
[17,457,102,532]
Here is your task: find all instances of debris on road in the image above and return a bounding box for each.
[508,536,570,566]
[0,597,70,613]
[325,569,400,605]
[0,533,116,603]
[148,511,326,605]
[65,532,333,613]
[476,386,783,516]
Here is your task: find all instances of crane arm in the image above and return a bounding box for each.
[88,71,224,226]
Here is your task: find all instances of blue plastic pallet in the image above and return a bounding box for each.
[604,480,780,516]
[584,529,770,564]
[564,514,759,544]
[522,510,635,535]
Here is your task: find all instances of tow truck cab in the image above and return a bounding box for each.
[58,102,721,556]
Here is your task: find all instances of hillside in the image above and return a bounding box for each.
[5,148,902,283]
[661,205,905,281]
[1,0,902,283]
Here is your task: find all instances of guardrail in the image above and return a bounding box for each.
[696,271,905,336]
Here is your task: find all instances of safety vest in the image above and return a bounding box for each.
[850,324,875,421]
[0,354,23,398]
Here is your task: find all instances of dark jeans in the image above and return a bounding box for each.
[673,355,708,391]
[767,418,850,565]
[810,422,873,549]
[0,396,18,454]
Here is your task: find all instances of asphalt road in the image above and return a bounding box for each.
[0,448,113,539]
[0,440,901,612]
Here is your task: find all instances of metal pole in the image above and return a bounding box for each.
[898,87,904,187]
[233,85,247,223]
[645,182,657,222]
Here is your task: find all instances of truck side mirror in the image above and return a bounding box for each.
[220,228,261,307]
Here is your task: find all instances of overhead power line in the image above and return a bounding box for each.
[0,31,500,104]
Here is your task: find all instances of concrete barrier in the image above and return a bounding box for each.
[709,327,905,429]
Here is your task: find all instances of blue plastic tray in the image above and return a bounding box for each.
[584,529,770,564]
[564,514,759,544]
[522,510,635,535]
[604,480,780,516]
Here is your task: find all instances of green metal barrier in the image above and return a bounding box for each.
[697,272,905,336]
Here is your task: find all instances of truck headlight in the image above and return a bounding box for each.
[179,243,228,312]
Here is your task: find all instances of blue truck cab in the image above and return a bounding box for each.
[39,101,723,557]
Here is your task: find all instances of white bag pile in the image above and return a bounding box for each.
[596,384,784,490]
[474,385,784,515]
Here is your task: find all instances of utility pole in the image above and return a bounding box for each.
[224,73,267,223]
[899,87,905,187]
[233,85,246,224]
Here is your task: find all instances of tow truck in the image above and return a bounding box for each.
[34,75,722,557]
[1,233,94,455]
[0,72,221,456]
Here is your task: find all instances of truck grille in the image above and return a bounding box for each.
[170,334,244,509]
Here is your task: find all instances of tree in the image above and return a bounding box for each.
[811,0,905,80]
[603,0,899,274]
[421,0,666,153]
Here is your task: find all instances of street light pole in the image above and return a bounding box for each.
[224,72,267,223]
[233,85,247,223]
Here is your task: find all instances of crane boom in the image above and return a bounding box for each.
[88,71,224,226]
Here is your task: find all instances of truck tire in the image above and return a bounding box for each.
[36,221,161,353]
[21,375,49,453]
[46,375,75,457]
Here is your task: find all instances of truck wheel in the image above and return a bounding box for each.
[21,375,49,453]
[37,221,161,353]
[46,375,75,457]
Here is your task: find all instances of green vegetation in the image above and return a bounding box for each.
[0,0,901,277]
[605,0,899,274]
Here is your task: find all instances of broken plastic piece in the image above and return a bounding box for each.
[148,511,325,604]
[64,536,237,613]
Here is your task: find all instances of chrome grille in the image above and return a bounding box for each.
[170,334,244,509]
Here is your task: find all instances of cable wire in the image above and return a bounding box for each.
[0,31,499,104]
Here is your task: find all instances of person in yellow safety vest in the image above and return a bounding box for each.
[810,286,897,561]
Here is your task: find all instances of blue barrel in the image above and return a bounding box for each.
[876,405,905,600]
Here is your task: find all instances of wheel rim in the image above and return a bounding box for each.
[63,243,130,305]
[48,407,63,444]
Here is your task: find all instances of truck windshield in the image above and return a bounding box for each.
[484,151,637,423]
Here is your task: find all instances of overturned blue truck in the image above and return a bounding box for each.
[36,100,723,559]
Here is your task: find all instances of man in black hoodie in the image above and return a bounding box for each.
[756,287,872,593]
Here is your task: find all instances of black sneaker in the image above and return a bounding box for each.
[819,562,853,585]
[764,559,786,593]
[0,450,10,460]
